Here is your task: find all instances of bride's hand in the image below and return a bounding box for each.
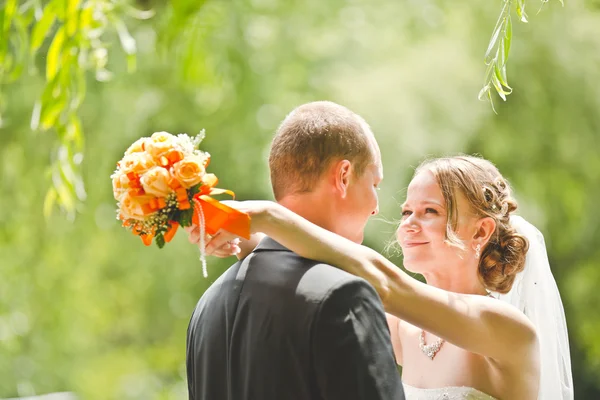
[184,199,272,259]
[185,225,242,258]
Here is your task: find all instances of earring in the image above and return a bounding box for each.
[475,244,481,259]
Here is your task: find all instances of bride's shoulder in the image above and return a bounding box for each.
[484,295,535,331]
[480,296,538,363]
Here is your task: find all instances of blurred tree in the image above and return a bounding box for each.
[1,0,563,219]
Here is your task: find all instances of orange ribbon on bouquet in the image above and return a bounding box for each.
[191,174,251,240]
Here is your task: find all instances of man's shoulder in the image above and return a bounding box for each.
[270,252,377,303]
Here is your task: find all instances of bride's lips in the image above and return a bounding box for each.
[403,241,429,248]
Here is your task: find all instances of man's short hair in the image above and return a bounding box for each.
[269,101,375,200]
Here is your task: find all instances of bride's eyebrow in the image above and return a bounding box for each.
[409,200,445,208]
[422,200,444,207]
[401,200,444,209]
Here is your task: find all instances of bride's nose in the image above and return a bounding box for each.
[400,214,420,233]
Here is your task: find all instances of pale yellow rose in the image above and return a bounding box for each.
[124,137,148,155]
[140,166,172,198]
[171,157,205,188]
[119,193,149,221]
[111,171,130,200]
[118,152,156,176]
[145,131,176,160]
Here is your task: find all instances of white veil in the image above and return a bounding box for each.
[497,216,573,400]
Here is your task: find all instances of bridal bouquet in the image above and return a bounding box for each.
[111,131,250,273]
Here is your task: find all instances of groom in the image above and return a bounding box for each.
[186,101,404,400]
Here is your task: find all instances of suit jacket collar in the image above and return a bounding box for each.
[253,236,292,253]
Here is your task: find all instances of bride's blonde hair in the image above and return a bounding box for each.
[415,155,529,293]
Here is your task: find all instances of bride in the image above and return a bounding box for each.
[190,155,573,399]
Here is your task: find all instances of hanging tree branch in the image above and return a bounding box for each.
[0,0,153,220]
[479,0,563,111]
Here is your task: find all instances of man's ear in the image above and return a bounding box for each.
[473,216,496,248]
[332,159,352,198]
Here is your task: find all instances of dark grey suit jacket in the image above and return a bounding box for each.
[186,237,404,400]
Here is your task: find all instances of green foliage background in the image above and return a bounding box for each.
[1,0,599,398]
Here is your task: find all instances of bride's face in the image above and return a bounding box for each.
[397,170,476,274]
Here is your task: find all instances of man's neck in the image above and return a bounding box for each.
[277,192,337,234]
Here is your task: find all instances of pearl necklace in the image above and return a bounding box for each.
[419,330,444,360]
[419,292,495,360]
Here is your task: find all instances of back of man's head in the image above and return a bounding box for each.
[269,101,375,201]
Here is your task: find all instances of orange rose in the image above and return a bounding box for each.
[145,131,176,160]
[140,166,172,198]
[119,193,152,221]
[125,137,148,155]
[171,157,205,188]
[111,171,130,200]
[118,152,156,176]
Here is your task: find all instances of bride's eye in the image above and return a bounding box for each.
[425,208,438,214]
[401,210,412,217]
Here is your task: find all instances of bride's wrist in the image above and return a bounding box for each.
[248,201,278,234]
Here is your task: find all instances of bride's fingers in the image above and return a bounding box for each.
[209,246,240,258]
[187,226,200,244]
[204,239,239,258]
[206,230,239,254]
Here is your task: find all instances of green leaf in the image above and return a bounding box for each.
[155,233,165,249]
[43,187,57,219]
[79,3,93,28]
[67,114,84,148]
[516,0,529,23]
[30,4,56,54]
[30,101,41,130]
[503,15,512,66]
[2,0,17,35]
[485,22,503,61]
[125,4,155,20]
[486,90,498,114]
[188,183,201,198]
[478,84,491,102]
[0,0,18,66]
[66,0,81,37]
[55,176,75,214]
[178,208,194,227]
[115,20,136,55]
[491,73,507,101]
[46,26,65,80]
[3,9,28,82]
[71,64,87,110]
[40,95,66,129]
[494,63,512,92]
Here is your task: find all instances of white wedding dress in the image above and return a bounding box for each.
[403,383,497,400]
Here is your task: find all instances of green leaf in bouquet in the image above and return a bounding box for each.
[188,183,202,198]
[178,208,194,227]
[155,233,165,249]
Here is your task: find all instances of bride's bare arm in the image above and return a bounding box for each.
[240,201,538,367]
